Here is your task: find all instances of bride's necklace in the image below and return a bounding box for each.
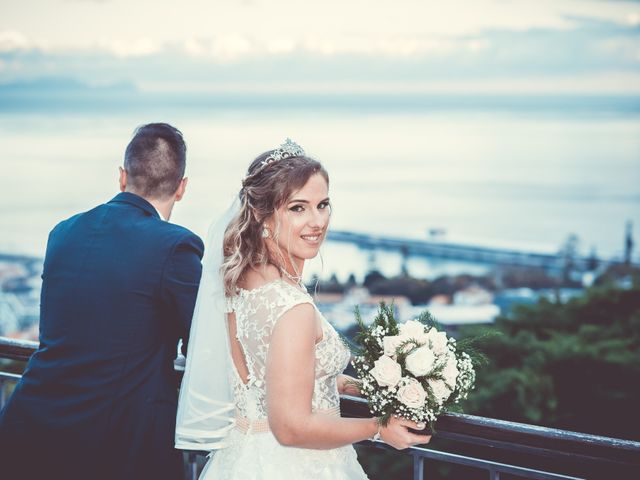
[280,267,303,286]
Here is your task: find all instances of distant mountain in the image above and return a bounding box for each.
[1,78,639,113]
[0,77,136,94]
[0,77,138,111]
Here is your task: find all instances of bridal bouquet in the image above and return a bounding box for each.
[351,303,480,427]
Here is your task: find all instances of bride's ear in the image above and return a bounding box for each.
[253,209,270,228]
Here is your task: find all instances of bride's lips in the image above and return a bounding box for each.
[300,232,324,245]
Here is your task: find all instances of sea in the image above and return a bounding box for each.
[1,94,639,281]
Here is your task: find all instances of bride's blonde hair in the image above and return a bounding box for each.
[221,149,328,295]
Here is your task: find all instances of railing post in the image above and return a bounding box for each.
[0,377,5,408]
[489,468,500,480]
[187,451,198,480]
[413,452,424,480]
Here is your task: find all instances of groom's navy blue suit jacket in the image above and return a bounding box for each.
[0,192,204,480]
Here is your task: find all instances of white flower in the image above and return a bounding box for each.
[427,327,449,356]
[428,378,453,405]
[382,335,405,358]
[399,320,429,344]
[405,345,435,377]
[396,378,427,409]
[370,355,402,388]
[441,355,459,388]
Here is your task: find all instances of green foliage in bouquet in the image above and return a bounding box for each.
[352,302,401,356]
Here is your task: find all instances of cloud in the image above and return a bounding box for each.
[627,12,640,26]
[183,36,256,61]
[96,37,161,58]
[1,14,638,94]
[266,38,297,55]
[210,35,254,61]
[0,29,163,59]
[301,36,459,57]
[0,31,33,53]
[164,13,640,66]
[179,33,494,61]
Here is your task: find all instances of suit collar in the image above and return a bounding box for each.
[108,192,160,219]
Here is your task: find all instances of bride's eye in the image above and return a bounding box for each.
[318,201,331,210]
[289,205,305,213]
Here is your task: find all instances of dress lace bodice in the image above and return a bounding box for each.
[227,279,351,421]
[203,279,369,479]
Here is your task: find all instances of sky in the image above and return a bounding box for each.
[1,0,639,94]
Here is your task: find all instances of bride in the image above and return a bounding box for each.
[175,139,431,479]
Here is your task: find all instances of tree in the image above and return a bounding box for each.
[363,270,386,288]
[367,276,432,304]
[459,284,640,441]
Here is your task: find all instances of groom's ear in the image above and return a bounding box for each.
[119,167,127,192]
[174,177,188,202]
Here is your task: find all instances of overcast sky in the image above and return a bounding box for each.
[1,0,639,93]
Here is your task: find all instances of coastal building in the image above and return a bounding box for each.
[313,284,500,332]
[314,286,411,331]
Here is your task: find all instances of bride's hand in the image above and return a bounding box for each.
[379,416,432,450]
[337,374,361,396]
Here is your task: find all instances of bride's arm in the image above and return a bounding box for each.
[266,303,430,450]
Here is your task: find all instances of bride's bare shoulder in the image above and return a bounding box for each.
[238,264,281,291]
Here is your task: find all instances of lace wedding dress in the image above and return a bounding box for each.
[200,279,369,479]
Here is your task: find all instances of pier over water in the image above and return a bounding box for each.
[327,230,635,274]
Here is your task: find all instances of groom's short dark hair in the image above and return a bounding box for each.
[124,123,187,199]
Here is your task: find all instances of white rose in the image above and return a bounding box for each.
[370,355,402,388]
[396,378,427,409]
[441,355,459,388]
[382,335,405,358]
[405,345,435,377]
[399,320,429,345]
[427,327,449,356]
[428,378,453,405]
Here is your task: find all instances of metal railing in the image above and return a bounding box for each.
[341,396,640,479]
[2,337,639,479]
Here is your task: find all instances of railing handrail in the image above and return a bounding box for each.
[341,395,640,469]
[3,335,639,475]
[0,336,38,361]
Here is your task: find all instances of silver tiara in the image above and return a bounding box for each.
[242,138,305,186]
[262,138,305,166]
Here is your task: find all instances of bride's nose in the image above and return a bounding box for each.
[308,208,326,229]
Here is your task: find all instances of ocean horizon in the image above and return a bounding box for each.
[1,93,638,280]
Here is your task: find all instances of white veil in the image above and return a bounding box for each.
[175,197,240,451]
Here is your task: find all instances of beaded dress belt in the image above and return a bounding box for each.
[235,405,341,434]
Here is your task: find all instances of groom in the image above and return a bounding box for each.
[0,123,204,480]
